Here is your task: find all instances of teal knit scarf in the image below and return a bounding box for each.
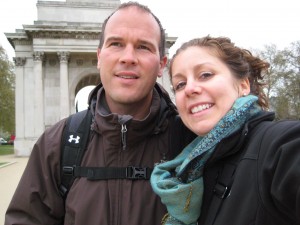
[150,95,261,225]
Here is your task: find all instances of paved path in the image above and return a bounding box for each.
[0,154,28,224]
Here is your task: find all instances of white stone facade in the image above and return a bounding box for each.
[5,0,177,156]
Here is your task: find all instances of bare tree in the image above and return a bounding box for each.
[255,41,300,120]
[0,46,15,135]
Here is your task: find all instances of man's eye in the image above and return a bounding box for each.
[138,45,150,51]
[174,81,186,92]
[110,42,122,47]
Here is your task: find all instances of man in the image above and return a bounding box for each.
[5,2,194,225]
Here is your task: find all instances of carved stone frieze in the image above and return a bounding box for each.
[92,59,98,66]
[76,59,84,66]
[13,40,32,46]
[31,31,99,40]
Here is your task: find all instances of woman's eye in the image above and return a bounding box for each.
[200,72,213,79]
[174,81,186,92]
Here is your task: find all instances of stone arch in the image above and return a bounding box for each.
[69,69,100,114]
[75,74,100,96]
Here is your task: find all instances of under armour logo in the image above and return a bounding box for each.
[68,135,80,144]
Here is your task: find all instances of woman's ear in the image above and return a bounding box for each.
[239,78,250,96]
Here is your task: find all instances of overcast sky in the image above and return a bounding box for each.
[1,0,300,60]
[1,0,299,111]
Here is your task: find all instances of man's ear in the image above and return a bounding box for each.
[97,48,101,70]
[158,56,168,78]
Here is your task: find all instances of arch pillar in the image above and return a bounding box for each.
[33,51,45,137]
[13,57,26,154]
[57,51,70,119]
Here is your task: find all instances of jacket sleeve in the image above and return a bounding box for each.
[5,119,67,225]
[259,120,300,224]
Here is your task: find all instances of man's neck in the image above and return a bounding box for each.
[103,93,153,120]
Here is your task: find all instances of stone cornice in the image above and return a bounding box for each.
[166,36,177,49]
[6,25,176,49]
[24,23,102,32]
[30,31,100,40]
[24,24,101,40]
[7,29,177,48]
[37,0,120,9]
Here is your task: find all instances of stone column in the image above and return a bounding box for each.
[33,51,45,137]
[57,51,70,119]
[13,57,26,143]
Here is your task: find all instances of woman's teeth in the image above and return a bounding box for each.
[191,104,212,113]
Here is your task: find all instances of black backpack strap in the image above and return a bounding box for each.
[59,109,93,198]
[73,166,153,180]
[204,161,238,225]
[65,115,189,182]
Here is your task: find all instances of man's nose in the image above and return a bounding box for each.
[119,45,138,65]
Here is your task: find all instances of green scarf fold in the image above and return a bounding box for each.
[150,95,261,225]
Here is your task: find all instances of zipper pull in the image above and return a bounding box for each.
[121,124,127,150]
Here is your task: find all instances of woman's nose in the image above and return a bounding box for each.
[184,80,202,96]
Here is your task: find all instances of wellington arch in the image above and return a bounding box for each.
[71,70,100,111]
[5,0,177,156]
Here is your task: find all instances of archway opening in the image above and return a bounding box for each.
[75,85,95,112]
[74,74,100,112]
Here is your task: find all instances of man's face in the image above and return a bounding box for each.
[97,7,167,115]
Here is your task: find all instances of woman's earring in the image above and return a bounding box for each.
[243,93,247,97]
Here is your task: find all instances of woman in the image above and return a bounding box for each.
[151,36,300,225]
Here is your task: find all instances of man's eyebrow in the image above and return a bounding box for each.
[139,40,155,46]
[104,36,158,51]
[138,39,158,52]
[104,36,123,43]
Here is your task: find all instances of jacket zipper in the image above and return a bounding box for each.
[121,124,127,151]
[116,123,128,225]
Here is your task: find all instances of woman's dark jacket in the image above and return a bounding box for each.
[198,112,300,225]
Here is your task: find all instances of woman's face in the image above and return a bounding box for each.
[171,46,250,136]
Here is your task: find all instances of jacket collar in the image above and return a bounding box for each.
[207,111,275,163]
[88,82,178,146]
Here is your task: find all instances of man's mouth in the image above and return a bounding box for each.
[117,75,138,79]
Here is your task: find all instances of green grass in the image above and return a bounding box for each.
[0,144,14,155]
